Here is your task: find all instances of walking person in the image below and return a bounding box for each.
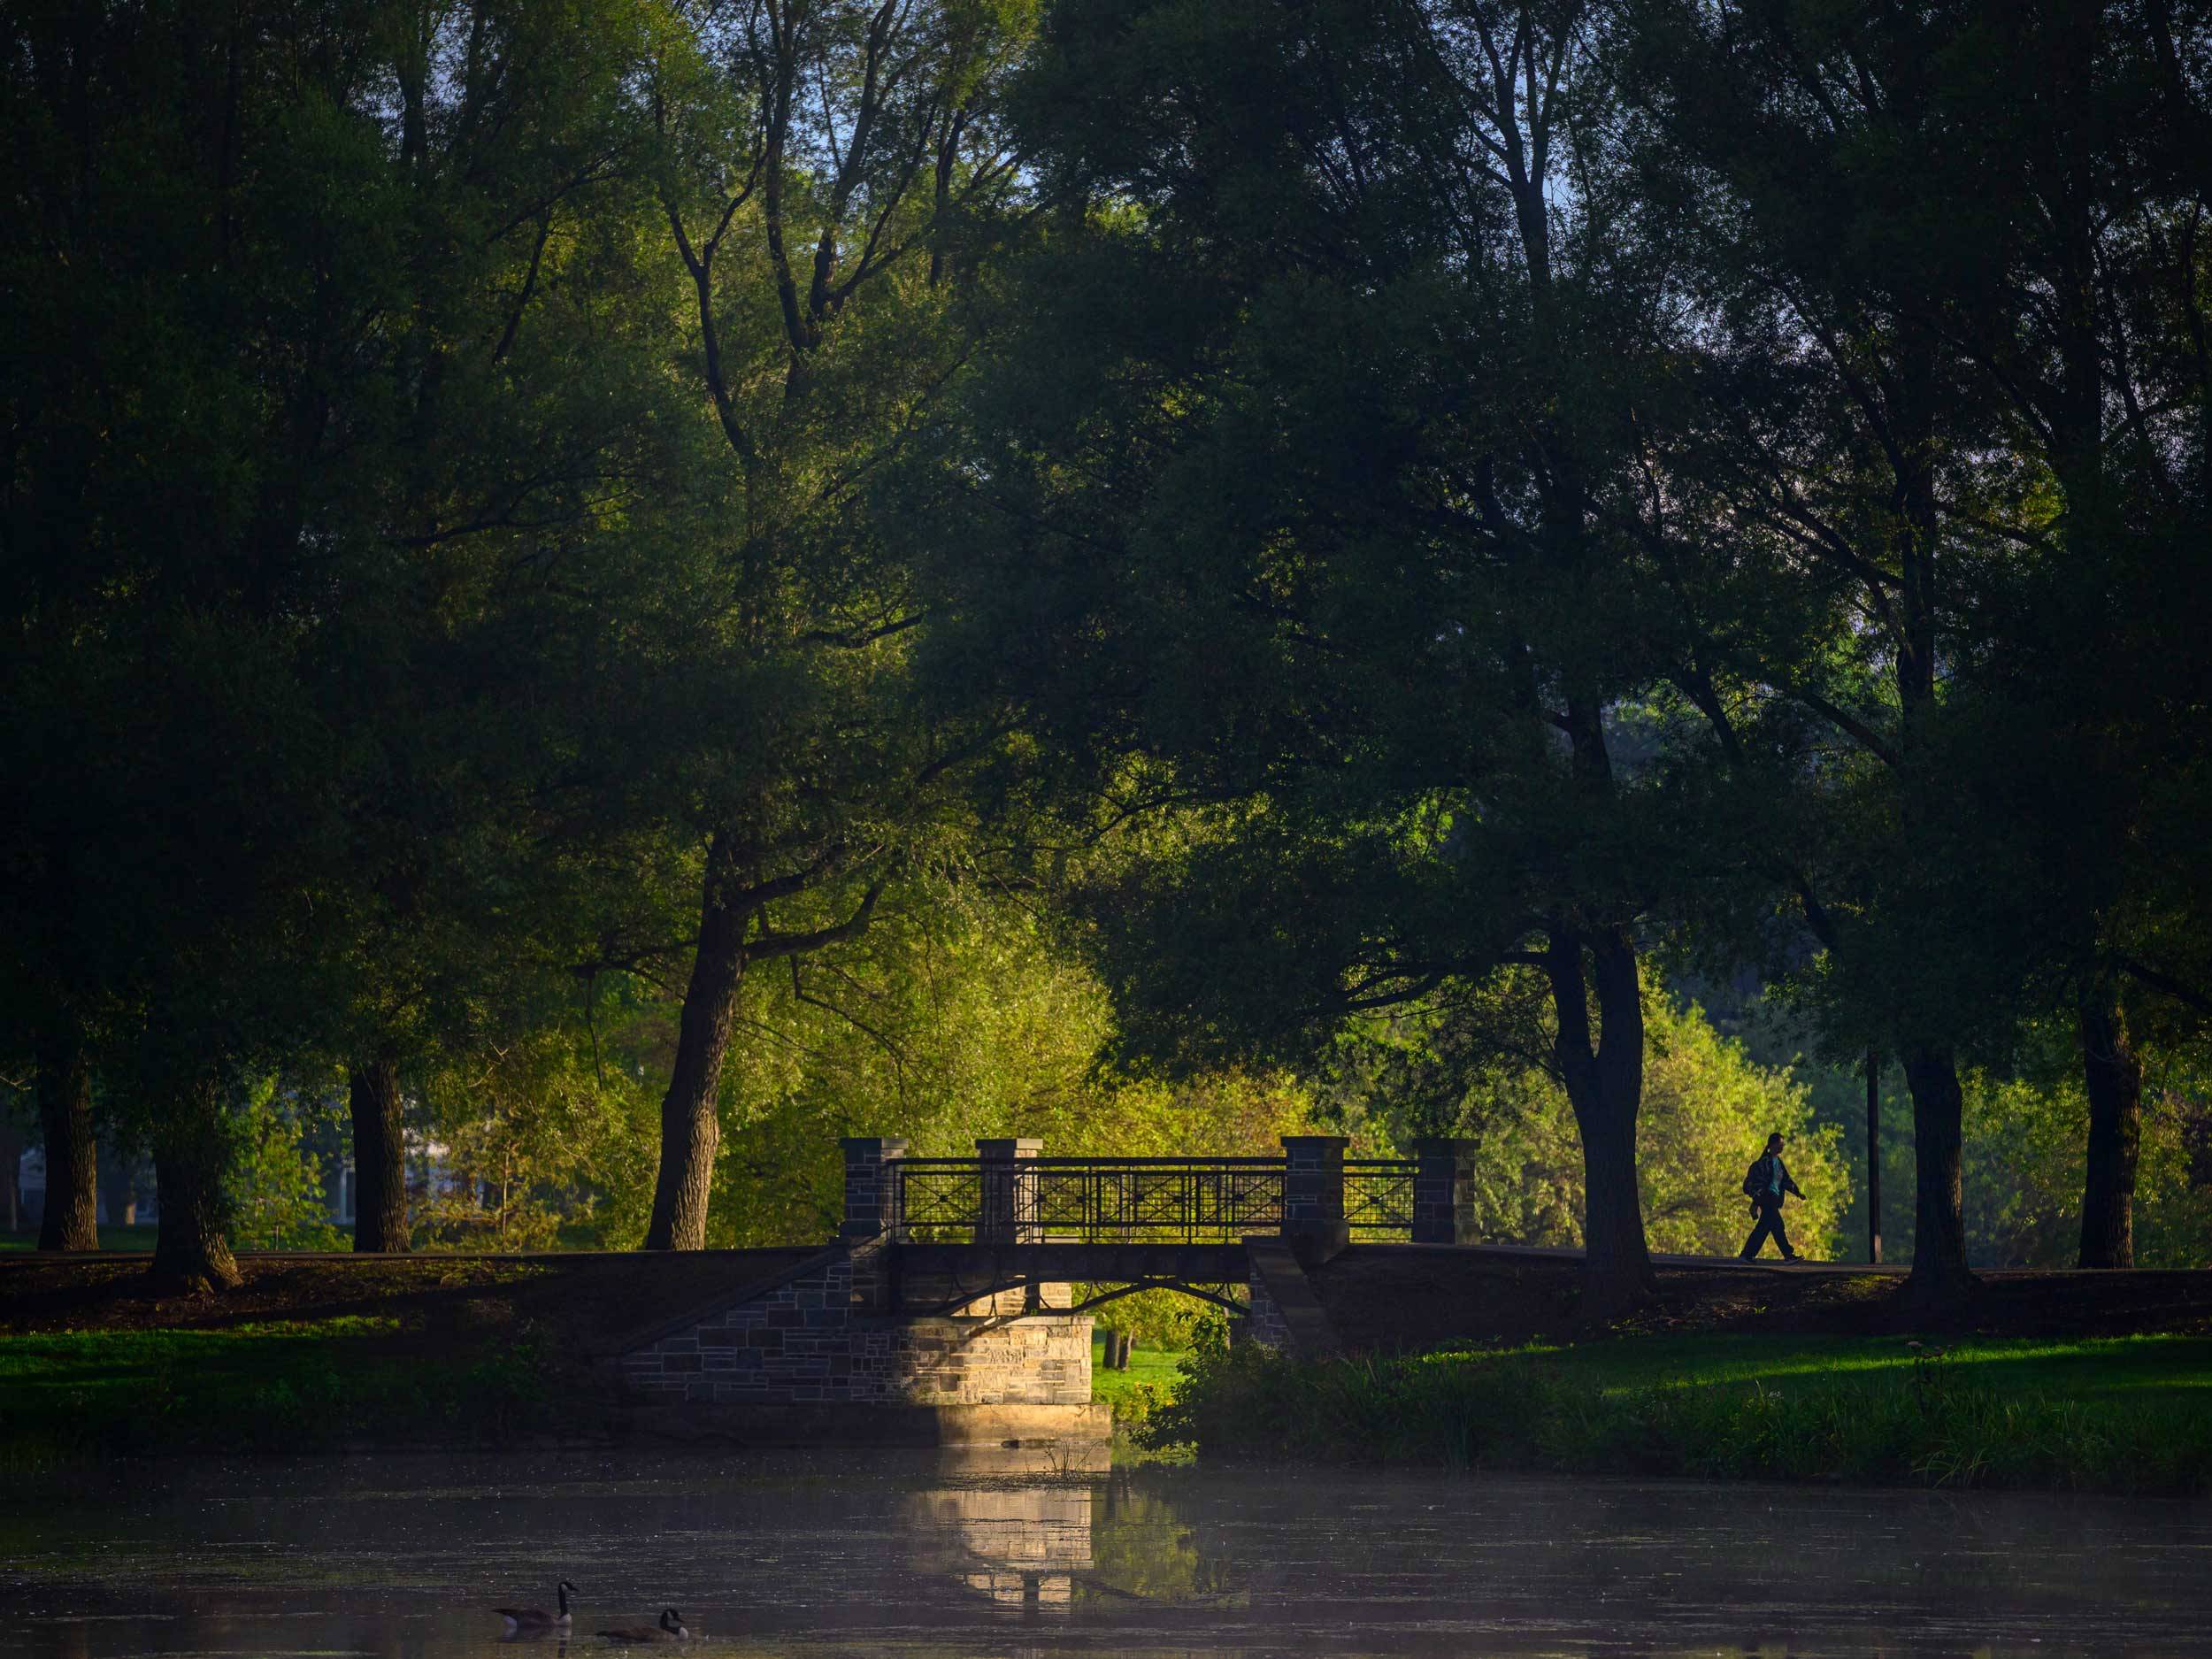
[1740,1132,1805,1262]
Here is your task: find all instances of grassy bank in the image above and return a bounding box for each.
[0,1321,557,1469]
[0,1247,821,1467]
[1141,1332,2212,1494]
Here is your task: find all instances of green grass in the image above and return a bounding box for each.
[0,1321,554,1470]
[0,1225,161,1253]
[1140,1332,2212,1494]
[1526,1331,2212,1400]
[1091,1334,1187,1417]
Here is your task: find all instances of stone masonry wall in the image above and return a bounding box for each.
[617,1246,1092,1408]
[1243,1261,1292,1350]
[893,1317,1090,1405]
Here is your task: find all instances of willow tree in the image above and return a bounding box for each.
[634,0,1034,1249]
[922,0,1751,1316]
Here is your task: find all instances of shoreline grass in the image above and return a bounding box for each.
[0,1322,556,1471]
[1139,1333,2212,1494]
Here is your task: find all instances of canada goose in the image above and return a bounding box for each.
[595,1609,687,1644]
[496,1580,578,1636]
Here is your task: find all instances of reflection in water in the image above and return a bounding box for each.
[907,1444,1110,1614]
[3,1448,2210,1658]
[908,1481,1092,1610]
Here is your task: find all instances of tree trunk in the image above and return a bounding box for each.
[1901,1046,1975,1305]
[150,1071,242,1294]
[1865,1049,1882,1265]
[1881,320,1979,1312]
[35,1025,99,1251]
[0,1118,23,1233]
[642,838,752,1251]
[349,1053,411,1252]
[1548,921,1654,1321]
[2077,989,2140,1269]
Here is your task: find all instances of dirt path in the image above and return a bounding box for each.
[10,1241,2208,1356]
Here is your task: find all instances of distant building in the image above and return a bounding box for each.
[316,1134,467,1238]
[16,1148,162,1227]
[14,1133,470,1240]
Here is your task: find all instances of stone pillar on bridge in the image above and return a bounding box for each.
[1279,1135,1349,1265]
[976,1138,1051,1313]
[1412,1137,1481,1245]
[841,1137,909,1241]
[975,1138,1044,1246]
[841,1137,908,1314]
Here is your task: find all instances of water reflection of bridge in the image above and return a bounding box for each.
[909,1478,1097,1611]
[904,1445,1242,1620]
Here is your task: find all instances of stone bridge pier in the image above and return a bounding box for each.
[603,1133,1485,1447]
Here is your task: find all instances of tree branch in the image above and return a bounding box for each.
[2119,956,2212,1018]
[749,876,890,962]
[1789,687,1902,771]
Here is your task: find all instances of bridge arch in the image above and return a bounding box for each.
[1068,1279,1247,1317]
[917,1275,1248,1319]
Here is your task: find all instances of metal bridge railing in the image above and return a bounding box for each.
[1343,1158,1418,1234]
[892,1157,987,1242]
[894,1156,1292,1243]
[885,1150,1419,1243]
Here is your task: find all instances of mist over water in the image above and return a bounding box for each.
[4,1451,2208,1658]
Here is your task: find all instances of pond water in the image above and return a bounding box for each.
[4,1450,2209,1658]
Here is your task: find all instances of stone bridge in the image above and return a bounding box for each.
[607,1135,1485,1448]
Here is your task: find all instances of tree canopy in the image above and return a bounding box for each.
[2,0,2208,1308]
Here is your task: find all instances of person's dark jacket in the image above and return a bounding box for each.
[1746,1154,1803,1206]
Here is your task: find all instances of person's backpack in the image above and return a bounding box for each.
[1740,1156,1767,1197]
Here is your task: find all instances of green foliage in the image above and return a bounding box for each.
[1742,999,2212,1270]
[1962,1061,2212,1271]
[227,1081,345,1253]
[1087,1291,1226,1352]
[1332,988,1850,1259]
[1636,1000,1849,1259]
[413,1026,661,1251]
[706,878,1321,1247]
[0,0,703,1267]
[3,0,2208,1289]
